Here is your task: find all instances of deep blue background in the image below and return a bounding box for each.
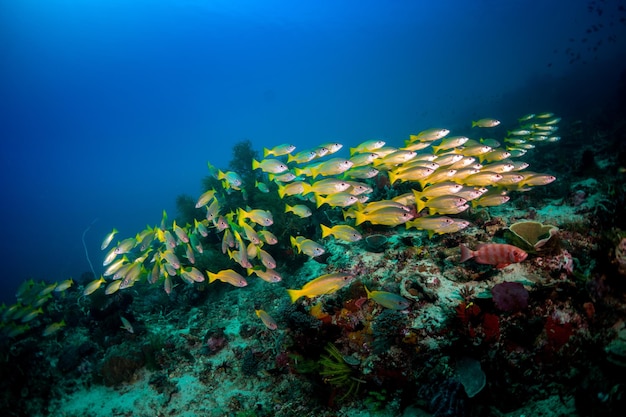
[1,0,624,303]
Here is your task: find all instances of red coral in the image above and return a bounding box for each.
[481,313,501,342]
[544,316,574,350]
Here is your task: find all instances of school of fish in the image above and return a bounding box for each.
[1,113,559,336]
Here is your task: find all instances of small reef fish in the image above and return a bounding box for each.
[247,267,282,283]
[84,276,106,296]
[320,224,362,242]
[195,189,216,208]
[416,196,467,215]
[300,158,354,178]
[290,236,326,258]
[252,158,289,174]
[350,139,386,155]
[255,309,277,330]
[388,166,433,184]
[431,136,469,154]
[105,279,123,295]
[264,143,296,157]
[316,192,359,208]
[277,181,308,198]
[412,128,450,142]
[218,170,243,190]
[54,278,73,292]
[405,216,454,233]
[472,118,501,128]
[472,194,510,208]
[344,166,379,179]
[43,320,66,337]
[172,221,189,243]
[460,243,528,269]
[238,208,273,226]
[180,267,205,283]
[258,230,278,245]
[318,142,343,154]
[257,248,277,269]
[285,204,312,218]
[120,316,134,334]
[354,206,414,226]
[305,178,351,195]
[207,269,248,287]
[287,273,355,303]
[364,285,411,310]
[255,181,270,193]
[287,149,318,164]
[20,307,43,323]
[350,153,379,168]
[101,228,119,250]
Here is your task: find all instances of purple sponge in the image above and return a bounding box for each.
[492,282,529,312]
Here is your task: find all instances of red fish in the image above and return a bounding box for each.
[460,243,528,269]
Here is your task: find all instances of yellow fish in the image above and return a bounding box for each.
[431,136,469,154]
[343,166,379,179]
[83,276,107,296]
[316,192,359,208]
[195,189,216,208]
[320,224,362,242]
[290,236,326,258]
[350,139,386,155]
[411,128,450,142]
[354,206,414,226]
[364,285,410,310]
[43,320,66,337]
[255,309,277,330]
[252,158,289,174]
[277,181,308,198]
[472,118,500,128]
[287,273,354,303]
[101,228,119,250]
[237,208,273,226]
[264,143,296,157]
[285,204,312,218]
[247,267,282,283]
[207,269,248,287]
[302,158,354,178]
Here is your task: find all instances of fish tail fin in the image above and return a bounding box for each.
[286,288,302,303]
[315,194,325,208]
[363,284,372,299]
[459,244,473,262]
[387,170,397,185]
[472,121,478,128]
[263,148,271,157]
[289,235,297,249]
[285,204,292,213]
[252,159,260,170]
[277,184,286,199]
[416,198,426,214]
[428,230,435,239]
[207,271,217,283]
[354,211,366,226]
[287,154,296,164]
[320,224,332,238]
[349,147,357,156]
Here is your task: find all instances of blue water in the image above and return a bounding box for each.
[1,0,624,304]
